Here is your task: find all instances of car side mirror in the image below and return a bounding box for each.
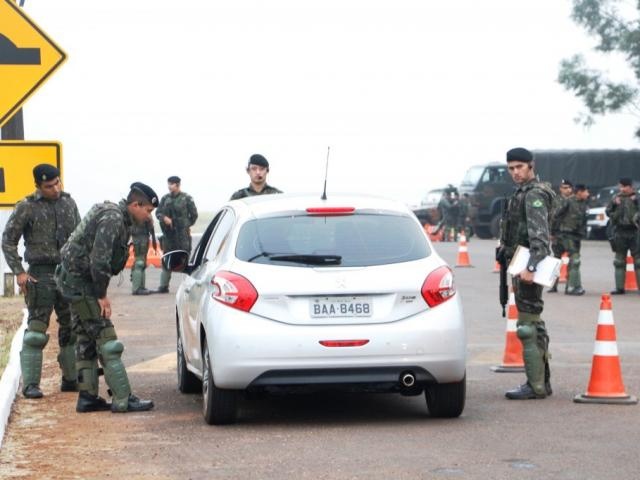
[162,250,191,274]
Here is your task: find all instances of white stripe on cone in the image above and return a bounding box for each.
[593,341,619,357]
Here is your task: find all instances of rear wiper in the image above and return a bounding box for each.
[269,254,342,265]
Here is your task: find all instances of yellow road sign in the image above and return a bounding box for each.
[0,0,66,127]
[0,141,62,209]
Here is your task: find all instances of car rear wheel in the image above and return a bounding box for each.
[202,338,237,425]
[425,374,466,418]
[177,330,201,393]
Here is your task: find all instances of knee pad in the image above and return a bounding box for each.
[100,339,124,360]
[23,330,49,348]
[516,324,535,341]
[134,259,146,270]
[613,257,626,269]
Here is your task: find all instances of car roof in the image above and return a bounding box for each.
[228,193,414,218]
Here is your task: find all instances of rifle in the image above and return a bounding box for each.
[496,246,508,317]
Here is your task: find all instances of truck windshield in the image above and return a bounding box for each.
[461,166,485,187]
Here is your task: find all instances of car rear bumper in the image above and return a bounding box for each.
[206,295,466,389]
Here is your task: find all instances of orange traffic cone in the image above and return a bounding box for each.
[574,294,638,404]
[624,251,638,291]
[455,233,473,268]
[147,240,163,268]
[558,252,569,284]
[424,224,443,242]
[491,287,524,372]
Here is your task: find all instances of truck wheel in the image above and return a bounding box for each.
[474,226,491,239]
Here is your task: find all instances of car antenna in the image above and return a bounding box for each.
[321,146,330,200]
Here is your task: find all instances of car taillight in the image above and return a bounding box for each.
[421,266,456,307]
[211,271,258,312]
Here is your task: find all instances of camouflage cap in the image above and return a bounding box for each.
[129,182,159,207]
[33,164,60,183]
[506,147,533,163]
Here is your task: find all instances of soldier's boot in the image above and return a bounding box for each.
[20,330,48,398]
[506,319,546,400]
[545,361,552,396]
[76,359,111,412]
[565,255,584,295]
[611,257,626,294]
[131,259,151,295]
[156,268,171,293]
[57,344,78,392]
[99,339,153,412]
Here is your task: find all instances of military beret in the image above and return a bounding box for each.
[575,184,587,191]
[506,147,533,163]
[33,164,59,183]
[248,154,269,168]
[129,182,159,207]
[560,179,573,187]
[167,176,181,184]
[619,177,633,187]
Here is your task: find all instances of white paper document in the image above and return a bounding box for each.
[507,245,562,287]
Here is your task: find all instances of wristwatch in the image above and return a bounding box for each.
[527,265,536,273]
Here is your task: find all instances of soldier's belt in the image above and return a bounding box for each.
[29,264,57,274]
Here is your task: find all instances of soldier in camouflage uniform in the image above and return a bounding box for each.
[605,177,640,294]
[229,154,283,200]
[56,182,158,413]
[498,148,555,400]
[548,180,573,293]
[549,184,590,295]
[155,176,198,293]
[130,216,156,296]
[2,165,80,399]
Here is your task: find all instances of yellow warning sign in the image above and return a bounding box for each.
[0,0,66,127]
[0,141,62,209]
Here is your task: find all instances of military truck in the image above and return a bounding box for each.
[458,150,640,239]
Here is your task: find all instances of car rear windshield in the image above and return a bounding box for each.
[236,213,431,267]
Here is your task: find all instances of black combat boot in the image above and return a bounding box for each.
[23,384,43,399]
[565,287,585,296]
[111,394,154,413]
[61,377,78,392]
[76,391,111,412]
[610,288,625,295]
[132,288,153,296]
[505,382,546,400]
[155,286,169,294]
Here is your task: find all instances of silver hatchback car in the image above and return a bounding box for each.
[163,194,466,424]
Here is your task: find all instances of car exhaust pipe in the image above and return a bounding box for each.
[400,372,416,388]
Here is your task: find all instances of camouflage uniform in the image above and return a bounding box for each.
[2,190,80,396]
[229,184,282,200]
[156,191,198,290]
[56,200,136,412]
[605,192,640,292]
[437,192,461,241]
[551,195,588,293]
[500,178,555,397]
[130,218,155,293]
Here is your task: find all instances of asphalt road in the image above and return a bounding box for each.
[1,239,639,479]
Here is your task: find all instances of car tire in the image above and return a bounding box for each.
[489,214,501,239]
[177,329,201,394]
[202,338,237,425]
[425,374,466,418]
[473,226,491,239]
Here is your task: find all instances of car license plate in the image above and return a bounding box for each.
[310,296,373,318]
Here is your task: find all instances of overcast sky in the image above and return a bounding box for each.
[18,0,640,214]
